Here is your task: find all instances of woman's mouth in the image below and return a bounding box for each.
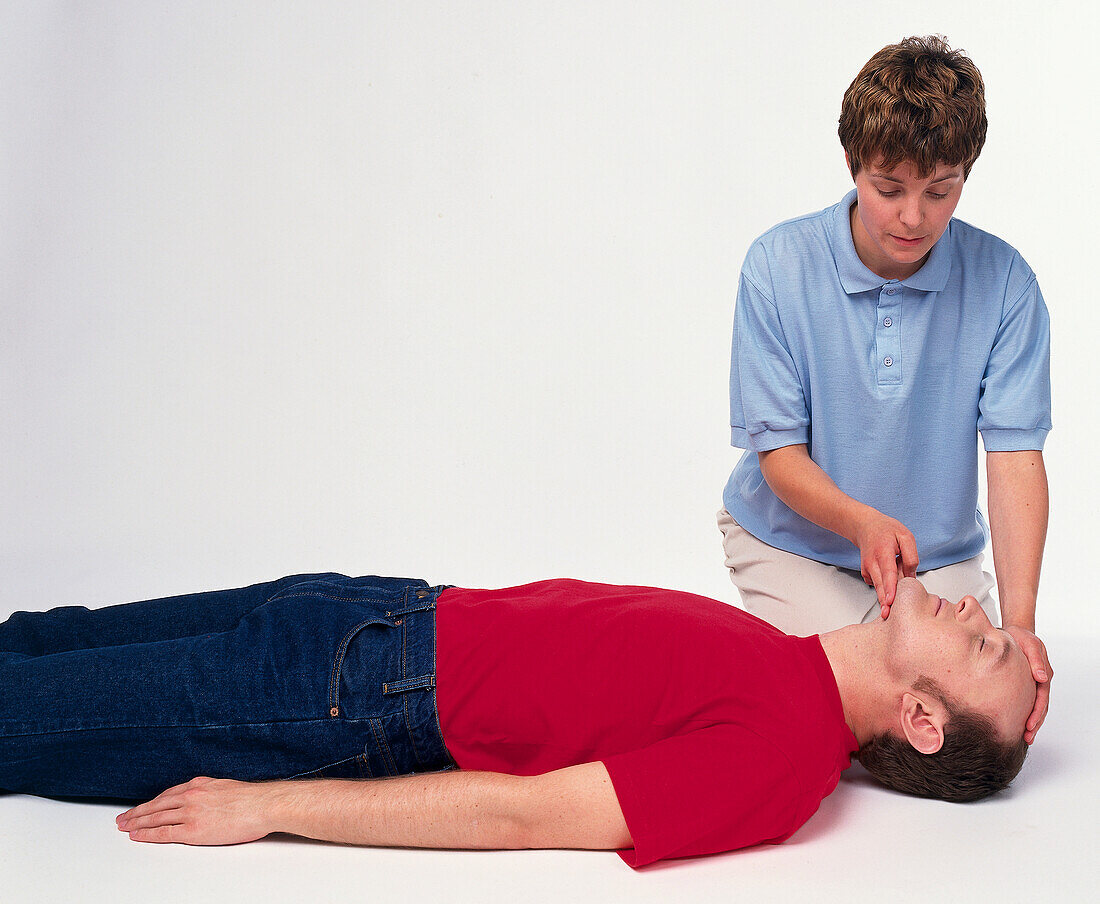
[892,234,925,248]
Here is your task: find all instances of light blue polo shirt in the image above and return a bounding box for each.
[723,189,1051,571]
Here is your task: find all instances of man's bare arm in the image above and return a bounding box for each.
[116,762,633,851]
[758,444,919,611]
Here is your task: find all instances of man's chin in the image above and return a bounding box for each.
[888,578,929,622]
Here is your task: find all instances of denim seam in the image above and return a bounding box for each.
[400,609,408,679]
[0,717,344,737]
[429,588,458,770]
[285,752,363,780]
[403,696,424,768]
[399,615,426,768]
[368,717,397,775]
[270,591,396,605]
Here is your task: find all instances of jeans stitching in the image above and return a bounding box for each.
[328,616,393,715]
[263,580,447,774]
[0,717,341,737]
[368,717,397,775]
[286,752,363,780]
[270,591,395,605]
[428,589,457,770]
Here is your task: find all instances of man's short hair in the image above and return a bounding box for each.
[857,677,1029,803]
[839,35,987,179]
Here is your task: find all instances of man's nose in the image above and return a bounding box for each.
[955,595,981,620]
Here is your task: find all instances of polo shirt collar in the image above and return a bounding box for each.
[831,188,953,294]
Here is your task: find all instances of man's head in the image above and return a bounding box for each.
[839,36,985,281]
[858,577,1035,802]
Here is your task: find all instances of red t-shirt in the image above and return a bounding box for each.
[435,580,858,867]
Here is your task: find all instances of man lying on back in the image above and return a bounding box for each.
[0,572,1035,866]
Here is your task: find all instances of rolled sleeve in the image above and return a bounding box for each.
[978,275,1052,451]
[730,267,810,452]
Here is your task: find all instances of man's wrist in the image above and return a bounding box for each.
[251,780,301,837]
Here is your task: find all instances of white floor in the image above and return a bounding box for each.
[2,632,1095,904]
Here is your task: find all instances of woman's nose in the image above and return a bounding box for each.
[899,196,924,228]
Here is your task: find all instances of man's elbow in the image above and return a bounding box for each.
[467,812,532,850]
[513,813,632,852]
[462,774,544,850]
[511,770,633,851]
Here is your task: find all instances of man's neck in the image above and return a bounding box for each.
[818,622,898,746]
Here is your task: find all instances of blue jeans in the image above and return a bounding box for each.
[0,574,456,799]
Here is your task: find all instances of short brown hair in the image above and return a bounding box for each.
[839,35,987,179]
[857,677,1029,803]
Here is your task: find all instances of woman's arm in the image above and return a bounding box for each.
[987,449,1052,742]
[758,444,919,612]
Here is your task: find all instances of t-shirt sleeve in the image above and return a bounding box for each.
[602,724,805,867]
[729,250,810,453]
[977,267,1052,451]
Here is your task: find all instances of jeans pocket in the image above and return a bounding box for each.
[329,617,397,718]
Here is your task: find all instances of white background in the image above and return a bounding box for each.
[1,2,1097,902]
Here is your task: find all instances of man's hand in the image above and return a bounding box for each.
[1004,625,1052,744]
[117,776,273,845]
[852,509,920,618]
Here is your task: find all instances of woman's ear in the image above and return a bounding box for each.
[899,691,946,755]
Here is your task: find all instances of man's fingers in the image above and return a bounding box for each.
[118,796,183,824]
[121,810,186,831]
[128,824,184,844]
[116,777,211,824]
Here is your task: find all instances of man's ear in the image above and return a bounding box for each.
[844,150,854,180]
[899,691,946,755]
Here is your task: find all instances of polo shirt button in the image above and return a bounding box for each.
[883,317,893,327]
[883,356,893,367]
[886,288,896,295]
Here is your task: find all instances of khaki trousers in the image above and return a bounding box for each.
[717,508,998,636]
